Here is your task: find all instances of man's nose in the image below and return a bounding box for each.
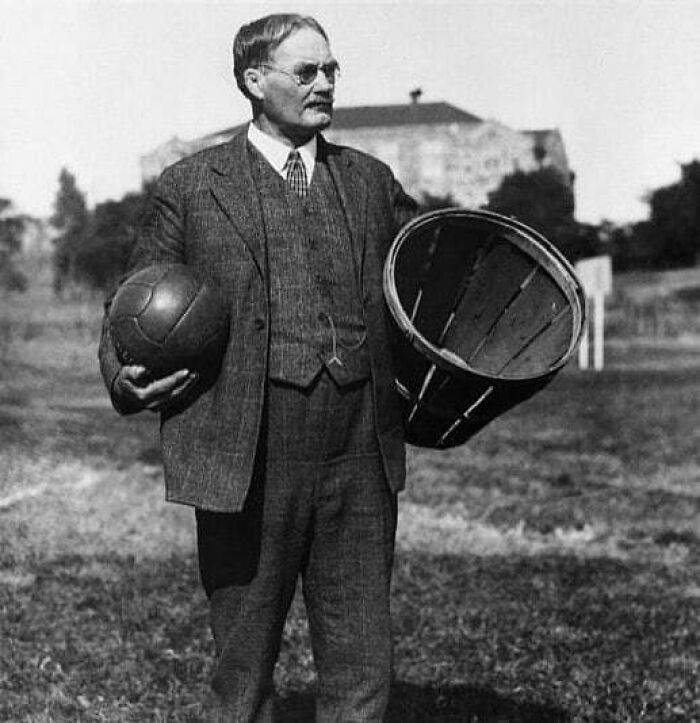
[313,68,334,92]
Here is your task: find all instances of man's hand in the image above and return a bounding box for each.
[113,365,199,413]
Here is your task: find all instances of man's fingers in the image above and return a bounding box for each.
[116,366,195,410]
[142,369,191,397]
[173,371,199,396]
[144,372,199,412]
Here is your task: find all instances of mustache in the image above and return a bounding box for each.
[306,96,334,107]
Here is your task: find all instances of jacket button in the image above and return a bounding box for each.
[254,318,265,330]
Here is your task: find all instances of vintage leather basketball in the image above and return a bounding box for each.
[108,264,229,377]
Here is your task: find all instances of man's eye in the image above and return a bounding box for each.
[297,65,318,81]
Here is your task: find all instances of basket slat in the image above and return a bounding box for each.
[442,243,535,361]
[499,306,574,376]
[467,268,568,375]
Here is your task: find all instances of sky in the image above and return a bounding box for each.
[2,0,699,225]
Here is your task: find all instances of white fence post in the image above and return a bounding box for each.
[578,298,590,370]
[574,256,612,371]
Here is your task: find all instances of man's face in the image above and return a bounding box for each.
[249,28,336,145]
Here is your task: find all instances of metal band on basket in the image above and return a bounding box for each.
[383,209,586,448]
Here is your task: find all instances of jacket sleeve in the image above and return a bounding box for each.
[390,174,419,238]
[97,167,188,414]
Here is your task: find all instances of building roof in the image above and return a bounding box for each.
[203,101,483,141]
[331,102,482,129]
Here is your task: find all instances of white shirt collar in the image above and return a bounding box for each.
[247,122,317,180]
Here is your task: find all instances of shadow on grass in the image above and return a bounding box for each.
[277,681,568,721]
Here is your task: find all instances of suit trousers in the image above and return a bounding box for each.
[196,371,398,722]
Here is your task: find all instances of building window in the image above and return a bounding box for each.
[420,140,445,187]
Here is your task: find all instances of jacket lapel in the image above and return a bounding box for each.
[209,128,266,279]
[208,132,369,285]
[323,138,368,287]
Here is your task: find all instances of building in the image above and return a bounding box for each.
[20,217,55,257]
[0,201,54,258]
[140,93,571,209]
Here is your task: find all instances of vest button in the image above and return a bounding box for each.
[254,318,265,330]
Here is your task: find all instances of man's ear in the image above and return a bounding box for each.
[243,68,265,102]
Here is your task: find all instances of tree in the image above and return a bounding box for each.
[613,159,700,270]
[643,160,700,268]
[50,169,154,293]
[80,189,151,289]
[0,198,28,292]
[485,166,574,235]
[418,191,458,214]
[485,167,598,261]
[51,168,90,294]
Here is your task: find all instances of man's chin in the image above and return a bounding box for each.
[305,107,333,129]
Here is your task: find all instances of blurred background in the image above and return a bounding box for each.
[3,0,700,293]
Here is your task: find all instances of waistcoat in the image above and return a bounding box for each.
[249,144,370,387]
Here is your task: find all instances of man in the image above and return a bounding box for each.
[99,12,417,722]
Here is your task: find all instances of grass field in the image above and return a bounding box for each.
[0,270,699,722]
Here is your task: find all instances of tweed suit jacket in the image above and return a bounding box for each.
[99,126,417,512]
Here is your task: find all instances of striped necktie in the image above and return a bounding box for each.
[285,149,308,197]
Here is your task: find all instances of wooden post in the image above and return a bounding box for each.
[593,295,604,370]
[578,299,590,370]
[574,256,612,372]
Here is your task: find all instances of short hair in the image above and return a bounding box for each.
[233,14,329,98]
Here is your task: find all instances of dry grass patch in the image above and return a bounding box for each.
[0,459,194,568]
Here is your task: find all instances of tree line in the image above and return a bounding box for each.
[0,198,28,293]
[426,160,700,271]
[38,158,700,295]
[49,169,154,295]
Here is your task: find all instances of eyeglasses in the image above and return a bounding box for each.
[259,61,341,86]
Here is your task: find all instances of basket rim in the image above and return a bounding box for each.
[383,208,587,382]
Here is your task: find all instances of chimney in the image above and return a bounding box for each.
[409,88,423,104]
